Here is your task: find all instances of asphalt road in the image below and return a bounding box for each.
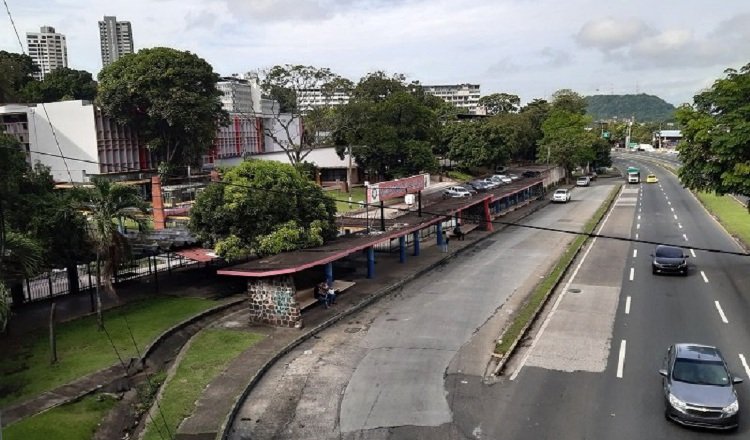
[491,156,750,439]
[229,183,614,440]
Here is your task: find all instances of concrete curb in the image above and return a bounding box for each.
[1,297,245,425]
[490,184,622,376]
[217,198,550,440]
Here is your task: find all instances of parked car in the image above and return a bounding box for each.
[552,188,571,203]
[491,174,513,184]
[576,176,590,187]
[660,343,741,430]
[482,178,501,189]
[460,184,478,195]
[647,174,659,183]
[468,180,490,192]
[588,171,597,181]
[443,186,473,198]
[508,173,521,181]
[651,245,689,275]
[522,170,542,178]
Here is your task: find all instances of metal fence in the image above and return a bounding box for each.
[22,252,197,303]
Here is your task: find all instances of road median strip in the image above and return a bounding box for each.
[491,184,622,374]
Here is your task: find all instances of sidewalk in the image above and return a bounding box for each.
[174,196,549,440]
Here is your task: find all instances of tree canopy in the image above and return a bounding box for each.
[586,94,675,122]
[22,67,97,103]
[0,51,37,103]
[677,63,750,202]
[97,47,228,173]
[189,160,338,258]
[478,93,520,115]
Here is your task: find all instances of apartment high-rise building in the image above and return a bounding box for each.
[98,16,134,67]
[423,84,481,114]
[26,26,68,80]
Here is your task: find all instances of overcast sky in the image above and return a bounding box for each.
[4,0,750,106]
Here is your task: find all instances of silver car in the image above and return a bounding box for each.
[660,343,742,430]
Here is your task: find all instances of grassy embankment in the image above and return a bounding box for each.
[142,328,263,440]
[0,296,217,408]
[494,184,622,356]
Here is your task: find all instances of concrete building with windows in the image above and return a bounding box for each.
[26,26,68,80]
[216,76,259,114]
[98,16,134,67]
[423,83,481,114]
[296,88,351,112]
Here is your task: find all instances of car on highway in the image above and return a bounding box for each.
[651,245,689,275]
[576,176,590,187]
[660,343,741,430]
[442,186,472,198]
[552,188,571,203]
[646,174,659,183]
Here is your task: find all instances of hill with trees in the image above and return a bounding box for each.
[585,94,676,122]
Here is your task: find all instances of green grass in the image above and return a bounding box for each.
[142,329,263,440]
[446,170,473,182]
[694,192,750,249]
[2,393,118,440]
[0,296,217,408]
[326,186,367,213]
[494,184,621,356]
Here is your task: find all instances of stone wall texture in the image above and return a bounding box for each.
[247,276,301,328]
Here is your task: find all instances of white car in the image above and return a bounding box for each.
[491,174,513,184]
[552,189,571,203]
[508,173,521,181]
[576,176,590,187]
[443,186,473,198]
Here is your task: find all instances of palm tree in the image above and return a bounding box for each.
[76,178,148,330]
[0,230,43,332]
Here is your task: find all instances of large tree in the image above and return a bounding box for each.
[189,160,337,258]
[677,63,750,203]
[0,51,37,103]
[334,73,440,179]
[97,47,228,174]
[478,92,521,115]
[259,65,352,165]
[22,67,97,102]
[74,178,148,329]
[538,108,597,179]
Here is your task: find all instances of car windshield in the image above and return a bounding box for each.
[673,358,730,386]
[656,247,683,258]
[555,190,566,195]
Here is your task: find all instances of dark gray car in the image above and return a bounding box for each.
[651,245,688,275]
[660,343,742,430]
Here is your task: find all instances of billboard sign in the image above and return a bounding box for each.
[367,173,430,204]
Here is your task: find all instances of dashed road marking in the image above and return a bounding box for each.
[683,233,688,241]
[740,354,750,381]
[629,267,635,281]
[670,207,674,212]
[625,296,631,315]
[635,233,639,240]
[701,271,709,283]
[690,249,696,258]
[617,340,627,378]
[668,201,672,206]
[715,301,729,324]
[678,223,683,229]
[673,214,678,220]
[637,223,640,230]
[633,249,637,258]
[637,215,641,220]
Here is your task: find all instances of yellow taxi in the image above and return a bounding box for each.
[646,174,658,183]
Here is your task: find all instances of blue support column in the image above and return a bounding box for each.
[413,231,420,256]
[399,236,406,263]
[436,223,444,246]
[367,246,375,278]
[324,262,333,285]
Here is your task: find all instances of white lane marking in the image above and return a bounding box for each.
[665,196,669,200]
[625,296,631,315]
[638,207,642,213]
[678,223,683,229]
[637,215,641,220]
[668,201,671,206]
[673,214,678,220]
[715,301,729,324]
[690,249,696,258]
[629,267,635,281]
[740,354,750,381]
[617,340,627,378]
[635,233,639,240]
[637,223,640,230]
[683,233,688,241]
[670,207,675,212]
[633,249,638,258]
[509,186,622,381]
[701,271,709,283]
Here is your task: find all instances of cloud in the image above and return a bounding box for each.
[539,47,572,67]
[222,0,418,22]
[575,17,649,51]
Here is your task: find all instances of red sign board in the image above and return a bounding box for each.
[366,174,430,204]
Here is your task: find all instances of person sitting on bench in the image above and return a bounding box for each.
[453,224,465,241]
[314,282,330,308]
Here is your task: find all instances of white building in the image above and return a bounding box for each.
[216,76,260,114]
[423,84,481,114]
[99,16,134,67]
[297,88,350,112]
[26,26,68,80]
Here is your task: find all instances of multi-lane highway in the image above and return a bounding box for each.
[230,157,750,439]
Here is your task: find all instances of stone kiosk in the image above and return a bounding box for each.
[246,276,302,328]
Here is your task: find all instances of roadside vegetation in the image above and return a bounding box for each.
[2,393,118,439]
[142,328,263,440]
[0,296,216,407]
[694,193,750,250]
[326,186,367,213]
[495,184,621,356]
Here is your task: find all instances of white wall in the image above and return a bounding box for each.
[27,101,98,183]
[263,114,302,154]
